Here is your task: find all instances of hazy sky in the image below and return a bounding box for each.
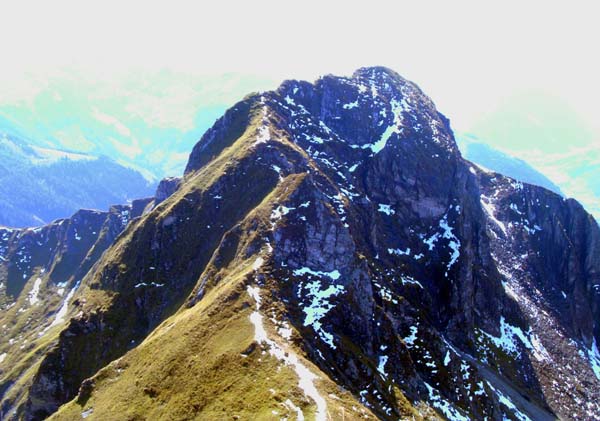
[1,0,599,133]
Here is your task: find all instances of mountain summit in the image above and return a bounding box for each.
[1,67,599,420]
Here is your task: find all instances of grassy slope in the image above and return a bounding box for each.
[0,203,155,418]
[50,254,379,421]
[0,213,119,414]
[7,97,437,420]
[45,104,385,420]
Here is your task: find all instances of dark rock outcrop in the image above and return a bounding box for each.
[154,177,181,205]
[0,200,151,419]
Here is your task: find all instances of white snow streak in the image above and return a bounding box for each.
[253,105,271,146]
[378,204,395,215]
[246,286,327,421]
[587,337,600,380]
[28,277,42,305]
[480,195,508,236]
[49,280,81,330]
[424,382,469,421]
[363,98,405,154]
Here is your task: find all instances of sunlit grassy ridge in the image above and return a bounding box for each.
[50,258,379,420]
[39,100,390,420]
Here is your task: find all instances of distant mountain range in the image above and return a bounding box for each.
[456,134,563,196]
[0,133,155,227]
[468,91,600,219]
[0,71,274,228]
[0,70,275,179]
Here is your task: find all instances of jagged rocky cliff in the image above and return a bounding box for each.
[0,195,159,415]
[1,67,599,420]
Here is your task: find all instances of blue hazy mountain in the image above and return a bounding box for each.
[457,134,563,195]
[466,91,600,219]
[0,133,155,227]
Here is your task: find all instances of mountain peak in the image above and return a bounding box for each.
[2,67,600,420]
[351,65,405,83]
[186,68,457,176]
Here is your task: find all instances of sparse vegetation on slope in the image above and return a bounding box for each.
[1,67,599,421]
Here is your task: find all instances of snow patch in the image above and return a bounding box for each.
[378,204,395,215]
[253,105,271,146]
[362,98,405,154]
[48,280,81,330]
[388,247,410,256]
[510,203,524,215]
[342,100,359,110]
[586,337,600,380]
[271,205,295,223]
[271,165,283,180]
[377,355,389,377]
[278,324,293,341]
[424,233,439,250]
[404,326,418,346]
[424,210,461,274]
[486,381,531,421]
[293,267,340,281]
[301,279,345,349]
[28,277,42,306]
[284,399,305,421]
[246,286,327,421]
[480,195,508,236]
[134,282,165,288]
[81,408,94,419]
[401,275,424,289]
[252,257,264,271]
[443,350,451,366]
[424,382,469,421]
[530,333,551,362]
[439,215,461,271]
[480,316,549,362]
[247,285,262,308]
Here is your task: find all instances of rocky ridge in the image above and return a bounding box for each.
[0,185,173,418]
[0,67,599,420]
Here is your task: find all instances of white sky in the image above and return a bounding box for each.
[1,0,599,132]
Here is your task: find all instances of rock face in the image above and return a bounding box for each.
[153,177,182,205]
[1,67,599,420]
[0,199,152,418]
